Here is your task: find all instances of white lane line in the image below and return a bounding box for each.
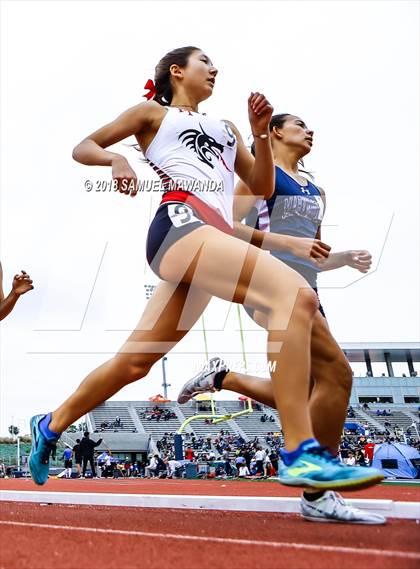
[1,520,419,560]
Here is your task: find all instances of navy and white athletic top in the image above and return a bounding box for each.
[246,165,325,287]
[145,107,237,227]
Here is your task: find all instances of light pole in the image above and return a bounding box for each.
[162,357,170,399]
[16,436,20,470]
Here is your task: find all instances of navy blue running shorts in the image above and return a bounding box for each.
[146,202,205,276]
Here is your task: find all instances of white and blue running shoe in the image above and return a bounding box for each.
[301,491,387,524]
[278,446,384,491]
[177,357,228,404]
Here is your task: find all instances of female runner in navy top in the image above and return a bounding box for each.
[176,113,384,522]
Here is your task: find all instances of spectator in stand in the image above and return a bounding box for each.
[72,438,82,477]
[254,447,265,476]
[249,457,257,475]
[166,457,183,478]
[269,450,279,474]
[364,440,375,466]
[263,452,271,476]
[61,447,73,478]
[115,416,121,427]
[185,447,194,461]
[156,455,166,476]
[124,458,131,477]
[79,431,102,479]
[345,451,356,466]
[362,403,371,411]
[238,463,250,478]
[224,457,233,476]
[363,422,370,437]
[355,449,366,467]
[145,455,158,478]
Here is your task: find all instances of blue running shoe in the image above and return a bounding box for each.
[278,446,384,491]
[29,414,58,485]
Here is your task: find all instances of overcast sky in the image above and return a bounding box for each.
[0,1,419,435]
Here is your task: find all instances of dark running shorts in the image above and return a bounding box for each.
[146,202,205,276]
[64,460,72,468]
[244,287,326,322]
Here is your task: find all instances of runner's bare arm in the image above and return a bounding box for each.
[314,189,372,273]
[233,182,331,261]
[0,266,34,321]
[72,101,162,166]
[225,93,275,199]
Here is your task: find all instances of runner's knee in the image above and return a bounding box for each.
[113,354,156,383]
[268,286,319,323]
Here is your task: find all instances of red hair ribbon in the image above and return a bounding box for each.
[143,79,156,100]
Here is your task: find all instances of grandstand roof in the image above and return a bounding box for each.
[340,342,420,362]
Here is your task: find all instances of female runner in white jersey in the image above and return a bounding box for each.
[29,46,382,491]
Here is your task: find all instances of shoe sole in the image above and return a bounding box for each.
[301,515,387,525]
[277,474,384,492]
[177,357,223,404]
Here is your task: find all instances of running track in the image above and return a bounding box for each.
[1,479,419,569]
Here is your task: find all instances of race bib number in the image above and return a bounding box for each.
[168,204,202,228]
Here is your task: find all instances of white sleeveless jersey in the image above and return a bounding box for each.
[145,107,237,226]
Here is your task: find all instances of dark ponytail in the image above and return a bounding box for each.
[153,46,201,106]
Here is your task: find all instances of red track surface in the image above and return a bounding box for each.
[1,480,419,569]
[1,501,419,569]
[1,477,419,500]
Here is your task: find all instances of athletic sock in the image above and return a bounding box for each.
[303,490,326,502]
[39,412,60,441]
[213,368,229,391]
[280,438,319,466]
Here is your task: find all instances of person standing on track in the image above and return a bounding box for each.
[72,438,82,478]
[177,113,385,523]
[28,46,383,493]
[79,432,102,479]
[61,447,72,479]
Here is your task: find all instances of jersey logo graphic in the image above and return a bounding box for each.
[300,187,311,195]
[179,124,225,170]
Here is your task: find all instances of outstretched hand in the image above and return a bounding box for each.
[248,92,273,135]
[12,270,34,295]
[347,250,372,273]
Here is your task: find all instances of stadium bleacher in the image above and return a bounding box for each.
[83,399,419,458]
[89,403,137,433]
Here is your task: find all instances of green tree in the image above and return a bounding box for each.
[8,425,19,438]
